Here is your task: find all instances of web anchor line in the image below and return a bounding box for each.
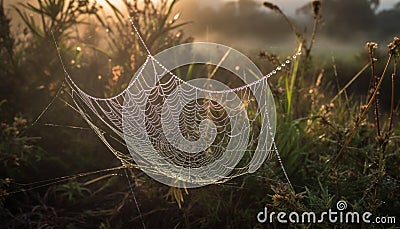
[124,169,147,229]
[8,18,302,229]
[126,18,298,191]
[62,19,300,189]
[49,18,301,192]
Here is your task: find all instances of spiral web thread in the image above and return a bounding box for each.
[56,20,301,189]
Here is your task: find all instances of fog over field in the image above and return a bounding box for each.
[5,0,400,55]
[172,0,400,54]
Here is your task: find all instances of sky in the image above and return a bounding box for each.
[5,0,399,19]
[6,0,399,12]
[201,0,399,14]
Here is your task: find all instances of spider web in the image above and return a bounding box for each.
[56,21,301,189]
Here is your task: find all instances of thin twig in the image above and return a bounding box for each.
[306,3,321,57]
[330,62,370,104]
[366,43,381,136]
[388,59,397,132]
[263,2,301,43]
[333,53,393,164]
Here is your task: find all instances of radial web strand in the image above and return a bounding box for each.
[59,35,300,189]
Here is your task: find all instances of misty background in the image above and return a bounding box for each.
[171,0,400,55]
[4,0,400,54]
[3,0,399,104]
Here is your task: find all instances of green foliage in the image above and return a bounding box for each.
[13,0,99,40]
[98,0,192,96]
[0,0,18,116]
[56,178,91,203]
[0,116,40,168]
[0,108,44,181]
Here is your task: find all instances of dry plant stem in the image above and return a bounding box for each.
[306,1,321,57]
[333,54,393,165]
[280,11,302,43]
[368,50,381,136]
[331,56,351,113]
[388,60,397,132]
[330,63,370,104]
[306,16,320,57]
[263,2,301,43]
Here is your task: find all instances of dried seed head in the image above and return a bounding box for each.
[366,42,378,55]
[263,2,280,13]
[388,36,400,56]
[272,194,284,206]
[366,42,378,50]
[311,0,322,18]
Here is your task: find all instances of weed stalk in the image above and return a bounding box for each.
[388,58,397,132]
[305,1,321,57]
[334,37,399,165]
[263,2,301,43]
[366,42,381,136]
[334,51,393,165]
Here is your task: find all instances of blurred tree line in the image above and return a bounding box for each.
[298,0,400,42]
[176,0,400,46]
